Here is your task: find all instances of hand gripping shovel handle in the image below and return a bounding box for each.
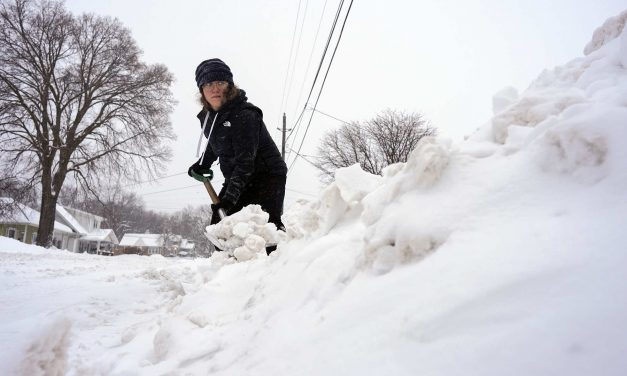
[203,180,227,219]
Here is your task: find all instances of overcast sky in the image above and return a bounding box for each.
[64,0,626,213]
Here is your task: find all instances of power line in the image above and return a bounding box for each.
[289,147,321,160]
[140,180,316,200]
[307,107,350,124]
[283,0,310,120]
[286,0,347,146]
[284,106,349,162]
[286,0,349,159]
[139,179,225,196]
[146,196,318,213]
[287,147,322,170]
[143,186,317,212]
[289,0,355,172]
[139,184,201,196]
[119,172,187,189]
[278,0,304,129]
[292,0,329,121]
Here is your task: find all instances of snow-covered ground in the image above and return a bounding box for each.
[2,11,627,376]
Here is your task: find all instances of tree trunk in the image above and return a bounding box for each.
[36,160,67,248]
[37,184,59,248]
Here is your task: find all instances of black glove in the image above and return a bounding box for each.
[188,162,213,182]
[212,199,234,217]
[218,200,235,214]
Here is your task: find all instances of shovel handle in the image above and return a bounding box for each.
[203,180,219,203]
[203,180,227,219]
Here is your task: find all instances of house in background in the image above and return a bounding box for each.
[0,197,74,248]
[0,198,118,254]
[178,238,195,257]
[119,233,195,257]
[55,205,119,255]
[119,233,166,255]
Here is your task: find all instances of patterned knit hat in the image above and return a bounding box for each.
[195,58,233,88]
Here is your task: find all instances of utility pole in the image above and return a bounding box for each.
[277,113,291,161]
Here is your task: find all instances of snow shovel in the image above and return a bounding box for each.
[190,168,238,253]
[203,180,227,220]
[190,168,278,255]
[189,168,226,219]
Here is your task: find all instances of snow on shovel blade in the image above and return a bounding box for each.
[205,205,285,261]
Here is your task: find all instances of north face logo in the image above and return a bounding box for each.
[223,121,231,127]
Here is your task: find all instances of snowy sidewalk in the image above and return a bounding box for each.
[0,245,202,374]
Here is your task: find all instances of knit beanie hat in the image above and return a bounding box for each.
[195,58,233,88]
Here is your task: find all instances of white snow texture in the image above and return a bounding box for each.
[1,11,627,376]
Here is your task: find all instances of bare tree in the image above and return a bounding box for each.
[64,186,214,257]
[0,0,175,247]
[61,186,147,239]
[168,204,213,256]
[0,174,37,219]
[314,109,436,181]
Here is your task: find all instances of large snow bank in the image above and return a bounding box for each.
[584,10,627,55]
[490,11,627,145]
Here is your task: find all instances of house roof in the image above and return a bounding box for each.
[0,198,73,233]
[64,206,104,222]
[119,233,164,248]
[56,205,117,244]
[55,205,88,235]
[81,229,119,244]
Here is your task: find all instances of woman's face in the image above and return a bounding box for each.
[202,81,228,110]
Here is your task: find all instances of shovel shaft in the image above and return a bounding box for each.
[203,180,227,219]
[217,208,227,219]
[203,180,220,203]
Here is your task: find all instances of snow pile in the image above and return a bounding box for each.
[283,137,450,246]
[284,164,383,239]
[2,12,627,376]
[205,204,286,261]
[584,10,627,55]
[490,11,627,146]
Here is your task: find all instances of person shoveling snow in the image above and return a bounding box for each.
[186,58,288,259]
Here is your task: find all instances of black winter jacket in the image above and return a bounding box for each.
[195,90,287,205]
